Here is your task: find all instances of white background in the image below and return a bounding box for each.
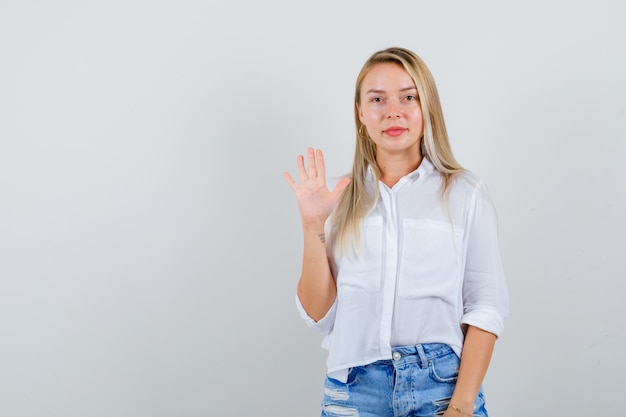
[1,1,624,416]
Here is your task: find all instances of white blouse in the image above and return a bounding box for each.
[296,158,509,382]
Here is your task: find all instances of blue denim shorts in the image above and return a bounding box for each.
[321,343,487,417]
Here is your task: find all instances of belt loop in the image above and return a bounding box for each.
[415,344,428,369]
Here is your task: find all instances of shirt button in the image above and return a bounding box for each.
[392,352,401,361]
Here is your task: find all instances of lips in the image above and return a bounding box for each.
[383,127,407,137]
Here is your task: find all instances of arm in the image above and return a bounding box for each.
[444,326,496,417]
[447,182,509,416]
[297,221,336,321]
[284,148,350,321]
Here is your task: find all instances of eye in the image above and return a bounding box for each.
[404,95,417,101]
[371,96,383,103]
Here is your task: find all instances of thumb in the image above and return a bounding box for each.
[331,177,350,199]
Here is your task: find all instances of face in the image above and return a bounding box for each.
[358,62,424,158]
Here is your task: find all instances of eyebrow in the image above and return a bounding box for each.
[364,86,417,94]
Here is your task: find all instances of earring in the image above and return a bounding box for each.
[359,125,368,138]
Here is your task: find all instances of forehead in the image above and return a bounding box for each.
[361,62,416,92]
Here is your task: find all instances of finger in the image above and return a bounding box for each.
[283,172,298,191]
[306,147,317,178]
[316,149,326,180]
[296,154,307,182]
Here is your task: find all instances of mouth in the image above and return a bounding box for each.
[383,127,408,137]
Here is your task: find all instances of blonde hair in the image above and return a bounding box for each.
[329,47,464,255]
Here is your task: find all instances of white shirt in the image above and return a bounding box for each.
[296,158,509,382]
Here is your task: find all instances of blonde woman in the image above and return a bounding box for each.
[284,47,508,417]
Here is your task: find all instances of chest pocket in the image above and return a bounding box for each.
[335,216,383,292]
[398,219,464,299]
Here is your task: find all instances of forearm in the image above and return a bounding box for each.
[449,326,496,412]
[296,222,337,322]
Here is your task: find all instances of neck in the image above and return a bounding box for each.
[377,150,423,188]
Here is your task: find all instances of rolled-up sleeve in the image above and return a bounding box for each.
[295,294,337,334]
[461,182,509,337]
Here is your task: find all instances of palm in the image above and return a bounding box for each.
[284,148,350,225]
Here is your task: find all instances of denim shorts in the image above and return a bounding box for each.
[321,343,487,417]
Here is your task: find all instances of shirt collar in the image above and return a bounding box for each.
[366,156,436,185]
[410,156,435,180]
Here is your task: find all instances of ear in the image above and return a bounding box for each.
[357,104,365,124]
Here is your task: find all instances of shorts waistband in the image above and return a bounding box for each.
[391,343,454,369]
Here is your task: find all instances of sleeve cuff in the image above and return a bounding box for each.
[295,293,336,333]
[461,307,505,338]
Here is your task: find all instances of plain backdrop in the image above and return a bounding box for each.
[1,1,625,416]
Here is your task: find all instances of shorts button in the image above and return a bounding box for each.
[392,352,401,361]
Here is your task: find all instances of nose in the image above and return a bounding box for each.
[386,102,401,118]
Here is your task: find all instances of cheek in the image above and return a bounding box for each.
[368,106,387,119]
[360,111,376,125]
[412,108,424,124]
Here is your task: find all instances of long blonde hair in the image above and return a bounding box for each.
[329,47,465,255]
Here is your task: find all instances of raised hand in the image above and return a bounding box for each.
[283,148,350,227]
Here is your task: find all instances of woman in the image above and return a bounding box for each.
[284,47,508,417]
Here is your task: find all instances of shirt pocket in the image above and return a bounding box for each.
[398,219,463,299]
[336,216,383,292]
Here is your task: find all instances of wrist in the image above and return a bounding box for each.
[449,404,473,417]
[450,391,476,409]
[302,220,325,233]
